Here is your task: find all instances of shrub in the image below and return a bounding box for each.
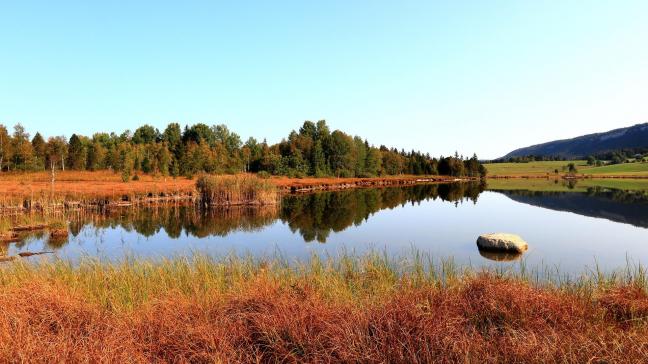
[48,220,67,230]
[356,172,376,178]
[257,171,271,179]
[121,169,131,183]
[338,170,354,178]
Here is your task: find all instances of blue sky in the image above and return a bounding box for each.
[1,1,647,159]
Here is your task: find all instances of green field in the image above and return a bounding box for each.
[486,178,648,192]
[485,160,648,176]
[484,161,588,176]
[579,162,648,175]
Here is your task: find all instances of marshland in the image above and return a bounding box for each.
[4,0,648,360]
[2,158,648,362]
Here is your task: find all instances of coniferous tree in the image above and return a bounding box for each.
[87,140,106,171]
[67,134,88,170]
[31,132,46,170]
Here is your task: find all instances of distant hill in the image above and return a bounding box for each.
[501,123,648,159]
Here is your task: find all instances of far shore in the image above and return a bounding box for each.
[0,171,646,214]
[0,171,478,200]
[487,174,648,179]
[0,172,481,214]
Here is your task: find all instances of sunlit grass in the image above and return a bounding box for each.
[487,177,648,191]
[2,252,647,311]
[484,160,589,176]
[581,161,648,175]
[0,252,647,361]
[485,160,648,177]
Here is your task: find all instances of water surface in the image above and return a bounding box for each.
[7,181,648,274]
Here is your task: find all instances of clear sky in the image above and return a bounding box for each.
[1,1,647,159]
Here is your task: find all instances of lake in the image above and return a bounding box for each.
[6,180,648,274]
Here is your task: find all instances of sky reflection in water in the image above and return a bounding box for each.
[7,182,648,274]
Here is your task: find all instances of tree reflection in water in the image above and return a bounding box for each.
[22,182,486,250]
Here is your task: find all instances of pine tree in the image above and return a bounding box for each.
[31,132,46,170]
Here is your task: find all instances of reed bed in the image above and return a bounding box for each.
[0,253,647,362]
[197,174,279,206]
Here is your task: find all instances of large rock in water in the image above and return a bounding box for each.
[477,233,528,253]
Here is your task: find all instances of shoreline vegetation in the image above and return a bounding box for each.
[0,171,478,213]
[0,169,642,214]
[196,174,279,206]
[0,253,646,362]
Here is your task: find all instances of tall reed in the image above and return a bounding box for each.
[196,174,279,206]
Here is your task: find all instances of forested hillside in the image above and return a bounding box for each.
[501,123,648,160]
[0,120,485,180]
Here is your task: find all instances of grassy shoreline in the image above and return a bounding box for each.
[0,172,476,214]
[484,160,648,178]
[0,254,647,362]
[0,170,644,205]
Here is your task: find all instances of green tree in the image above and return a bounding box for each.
[364,148,382,177]
[213,124,242,153]
[0,125,11,171]
[329,130,354,177]
[31,132,46,170]
[67,134,88,170]
[118,143,135,182]
[353,137,367,177]
[87,140,106,171]
[132,124,160,144]
[45,136,68,172]
[183,123,214,145]
[156,143,172,176]
[382,151,403,175]
[11,124,35,170]
[311,140,328,176]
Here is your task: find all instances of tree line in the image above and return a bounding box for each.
[492,155,569,163]
[0,120,486,180]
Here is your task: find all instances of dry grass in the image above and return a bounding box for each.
[0,171,195,204]
[0,172,449,208]
[197,174,279,206]
[0,254,646,363]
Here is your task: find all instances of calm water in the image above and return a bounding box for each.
[6,182,648,273]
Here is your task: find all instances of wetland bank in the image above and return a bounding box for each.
[3,175,648,362]
[3,176,648,274]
